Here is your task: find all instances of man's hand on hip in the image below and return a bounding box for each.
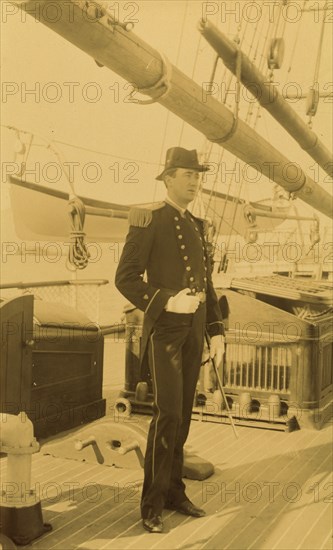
[165,288,200,314]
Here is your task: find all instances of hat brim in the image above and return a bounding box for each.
[156,164,210,181]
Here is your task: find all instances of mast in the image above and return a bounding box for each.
[12,0,333,219]
[198,19,333,179]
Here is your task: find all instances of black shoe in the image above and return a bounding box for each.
[166,500,206,517]
[142,515,164,533]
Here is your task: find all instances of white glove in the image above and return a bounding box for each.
[165,288,200,314]
[209,334,225,366]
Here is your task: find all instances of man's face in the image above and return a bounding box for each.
[166,168,200,206]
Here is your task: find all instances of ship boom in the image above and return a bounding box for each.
[199,19,333,179]
[12,0,333,219]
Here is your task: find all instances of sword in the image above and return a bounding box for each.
[205,332,239,439]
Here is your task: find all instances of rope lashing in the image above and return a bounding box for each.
[67,197,90,270]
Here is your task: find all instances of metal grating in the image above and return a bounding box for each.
[225,344,291,393]
[25,284,102,323]
[230,275,333,305]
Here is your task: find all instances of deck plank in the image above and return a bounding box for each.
[269,466,332,549]
[1,338,332,550]
[2,419,331,550]
[198,429,331,550]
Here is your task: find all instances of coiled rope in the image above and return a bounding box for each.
[49,145,91,271]
[67,197,90,270]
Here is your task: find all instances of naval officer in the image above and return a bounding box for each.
[115,147,225,533]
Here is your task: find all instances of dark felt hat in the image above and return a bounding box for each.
[156,147,209,180]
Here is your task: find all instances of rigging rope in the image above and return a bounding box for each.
[287,0,307,74]
[153,0,189,201]
[199,16,251,244]
[211,48,242,145]
[307,1,327,125]
[242,12,288,242]
[193,12,271,268]
[4,125,91,271]
[4,125,34,176]
[54,139,161,166]
[214,9,284,268]
[2,125,166,167]
[178,18,202,145]
[312,2,327,84]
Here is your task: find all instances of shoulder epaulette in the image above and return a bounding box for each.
[128,201,165,227]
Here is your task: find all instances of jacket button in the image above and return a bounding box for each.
[178,235,183,239]
[186,266,191,271]
[174,216,179,221]
[183,255,188,260]
[143,294,149,300]
[176,225,181,230]
[189,276,194,282]
[204,277,207,282]
[180,244,185,249]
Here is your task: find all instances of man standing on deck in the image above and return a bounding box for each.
[115,147,225,533]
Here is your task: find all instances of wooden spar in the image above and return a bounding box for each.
[199,19,333,179]
[15,0,333,219]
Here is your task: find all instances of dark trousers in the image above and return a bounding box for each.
[141,303,206,518]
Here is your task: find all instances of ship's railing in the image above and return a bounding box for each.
[224,343,292,393]
[0,279,109,326]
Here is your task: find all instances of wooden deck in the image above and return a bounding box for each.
[1,338,332,549]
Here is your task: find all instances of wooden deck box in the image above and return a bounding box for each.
[119,289,332,429]
[0,295,105,438]
[208,289,333,429]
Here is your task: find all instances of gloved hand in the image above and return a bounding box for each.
[209,334,225,365]
[165,288,200,314]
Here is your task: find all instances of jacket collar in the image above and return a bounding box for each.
[165,196,187,215]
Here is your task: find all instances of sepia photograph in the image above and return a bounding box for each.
[0,1,332,548]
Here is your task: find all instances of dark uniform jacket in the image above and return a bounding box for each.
[115,201,224,363]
